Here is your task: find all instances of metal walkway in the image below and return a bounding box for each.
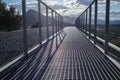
[1,27,120,80]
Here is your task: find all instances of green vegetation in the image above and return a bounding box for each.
[31,22,43,28]
[0,2,22,32]
[97,25,120,47]
[109,25,120,47]
[31,22,39,28]
[110,39,120,47]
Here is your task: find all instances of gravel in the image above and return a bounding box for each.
[0,27,54,67]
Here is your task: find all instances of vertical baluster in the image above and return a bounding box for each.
[46,7,49,41]
[57,14,60,32]
[89,6,92,39]
[52,10,54,37]
[105,0,110,54]
[80,17,81,30]
[22,0,28,57]
[62,17,64,29]
[82,14,83,32]
[38,0,42,46]
[94,0,98,44]
[81,14,83,32]
[83,13,85,34]
[55,13,58,47]
[86,10,88,36]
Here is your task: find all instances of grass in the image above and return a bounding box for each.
[0,29,8,32]
[96,25,120,47]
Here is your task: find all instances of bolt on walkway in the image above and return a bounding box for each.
[1,27,120,80]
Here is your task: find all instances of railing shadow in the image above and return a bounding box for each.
[1,32,66,79]
[34,32,66,80]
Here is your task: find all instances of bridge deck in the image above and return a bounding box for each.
[1,27,120,80]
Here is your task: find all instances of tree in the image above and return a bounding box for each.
[31,22,43,28]
[0,2,22,31]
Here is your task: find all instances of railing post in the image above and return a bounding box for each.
[81,15,82,31]
[52,10,54,37]
[89,6,92,39]
[80,17,81,30]
[60,16,61,31]
[105,0,110,54]
[86,10,88,35]
[94,0,98,44]
[58,14,59,32]
[22,0,28,57]
[60,16,62,31]
[60,16,62,30]
[54,13,56,35]
[83,13,85,34]
[62,16,64,31]
[78,17,79,29]
[82,14,83,32]
[81,14,83,32]
[80,16,81,30]
[46,7,49,41]
[38,0,42,46]
[55,13,58,47]
[59,15,61,31]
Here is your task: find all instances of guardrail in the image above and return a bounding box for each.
[0,0,64,72]
[22,0,64,56]
[75,0,120,60]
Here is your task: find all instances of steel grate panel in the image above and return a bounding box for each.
[1,27,120,80]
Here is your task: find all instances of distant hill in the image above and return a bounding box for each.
[64,22,75,26]
[26,9,120,27]
[26,9,38,27]
[110,20,120,25]
[91,19,120,25]
[26,9,55,27]
[26,9,74,27]
[64,16,76,24]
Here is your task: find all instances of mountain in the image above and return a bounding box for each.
[26,9,120,27]
[63,16,76,24]
[26,9,39,27]
[26,9,75,27]
[91,19,120,25]
[110,20,120,25]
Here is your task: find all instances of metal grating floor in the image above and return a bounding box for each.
[1,27,120,80]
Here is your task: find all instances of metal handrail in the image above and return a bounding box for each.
[0,0,64,73]
[22,0,64,56]
[75,0,120,60]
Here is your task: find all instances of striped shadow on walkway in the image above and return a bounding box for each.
[1,27,120,80]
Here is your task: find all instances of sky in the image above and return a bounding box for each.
[3,0,120,23]
[4,0,92,16]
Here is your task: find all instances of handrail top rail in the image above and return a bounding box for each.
[39,0,62,16]
[79,0,95,17]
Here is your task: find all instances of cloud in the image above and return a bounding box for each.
[97,10,120,21]
[12,0,90,17]
[111,10,120,14]
[43,0,59,5]
[110,1,120,6]
[110,10,120,17]
[98,0,120,6]
[49,4,69,9]
[76,0,93,5]
[11,0,95,23]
